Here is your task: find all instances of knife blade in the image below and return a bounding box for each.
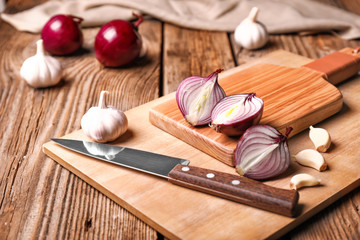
[51,138,299,217]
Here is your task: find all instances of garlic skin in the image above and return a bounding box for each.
[234,7,268,50]
[81,91,128,143]
[20,39,62,88]
[293,149,327,171]
[290,173,321,190]
[309,126,331,152]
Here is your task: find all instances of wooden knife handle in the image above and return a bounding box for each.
[302,47,360,85]
[168,165,299,217]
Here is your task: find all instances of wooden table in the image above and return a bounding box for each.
[1,0,360,239]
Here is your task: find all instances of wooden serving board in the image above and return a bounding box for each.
[43,50,360,240]
[149,49,360,166]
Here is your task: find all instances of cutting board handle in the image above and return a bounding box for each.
[302,47,360,85]
[168,165,299,217]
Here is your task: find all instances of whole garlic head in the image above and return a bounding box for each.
[20,39,62,88]
[234,7,268,50]
[81,91,128,143]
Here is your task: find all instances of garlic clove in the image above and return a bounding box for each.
[290,173,321,190]
[234,7,268,50]
[81,91,128,143]
[309,125,331,152]
[20,39,62,88]
[293,149,327,171]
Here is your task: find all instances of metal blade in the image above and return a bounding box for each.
[51,139,190,178]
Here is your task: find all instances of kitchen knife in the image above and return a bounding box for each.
[51,138,299,217]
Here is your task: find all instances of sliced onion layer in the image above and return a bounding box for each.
[210,93,263,136]
[234,125,292,180]
[176,69,226,126]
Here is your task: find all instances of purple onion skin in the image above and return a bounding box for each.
[234,125,292,180]
[41,15,83,55]
[211,93,263,136]
[176,69,226,126]
[95,16,143,67]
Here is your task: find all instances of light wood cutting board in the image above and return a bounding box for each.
[149,48,360,166]
[43,50,360,240]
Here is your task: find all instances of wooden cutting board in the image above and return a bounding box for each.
[43,50,360,240]
[149,48,360,166]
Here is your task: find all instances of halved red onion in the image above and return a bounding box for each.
[176,69,226,126]
[210,93,263,136]
[234,125,292,180]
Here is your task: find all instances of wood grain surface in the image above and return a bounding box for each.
[168,164,299,217]
[150,54,345,166]
[1,0,360,239]
[42,50,360,239]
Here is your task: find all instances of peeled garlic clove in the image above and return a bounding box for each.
[309,126,331,152]
[290,173,321,190]
[234,7,268,50]
[81,91,128,143]
[176,69,226,126]
[20,39,62,88]
[293,149,327,171]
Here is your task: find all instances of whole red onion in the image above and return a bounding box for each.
[41,15,83,55]
[94,14,143,67]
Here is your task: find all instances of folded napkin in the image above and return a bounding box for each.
[1,0,360,39]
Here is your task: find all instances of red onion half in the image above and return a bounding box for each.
[95,14,143,67]
[210,93,263,136]
[41,15,83,55]
[234,125,292,180]
[176,69,226,126]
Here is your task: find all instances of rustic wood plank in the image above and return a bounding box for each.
[43,49,360,239]
[1,0,360,239]
[162,0,360,238]
[0,0,162,237]
[162,23,235,95]
[284,188,360,239]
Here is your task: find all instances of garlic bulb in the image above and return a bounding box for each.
[81,91,128,143]
[20,39,62,88]
[234,7,268,50]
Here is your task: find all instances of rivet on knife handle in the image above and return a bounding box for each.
[168,165,299,217]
